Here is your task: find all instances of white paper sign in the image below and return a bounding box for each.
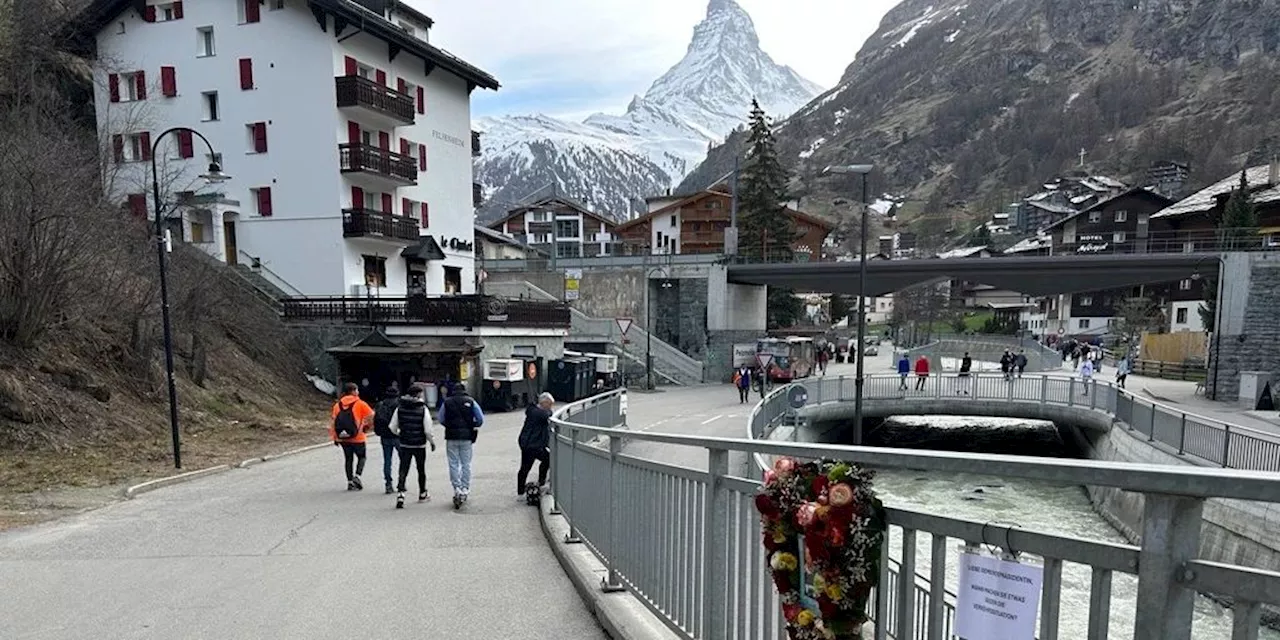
[955,552,1042,640]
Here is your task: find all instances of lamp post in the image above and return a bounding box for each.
[645,267,673,390]
[150,127,230,469]
[824,164,874,445]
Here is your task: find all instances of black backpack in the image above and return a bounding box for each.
[334,402,359,439]
[373,398,399,438]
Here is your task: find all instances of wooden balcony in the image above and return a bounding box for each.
[339,143,417,186]
[342,208,420,243]
[471,130,482,158]
[281,295,571,328]
[335,75,415,126]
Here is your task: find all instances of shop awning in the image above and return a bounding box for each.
[326,330,480,356]
[402,236,446,261]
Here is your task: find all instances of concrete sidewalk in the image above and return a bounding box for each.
[0,409,607,640]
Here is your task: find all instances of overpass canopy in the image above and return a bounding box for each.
[727,254,1223,296]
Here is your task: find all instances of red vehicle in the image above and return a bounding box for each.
[756,337,816,382]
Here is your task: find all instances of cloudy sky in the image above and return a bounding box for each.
[413,0,900,121]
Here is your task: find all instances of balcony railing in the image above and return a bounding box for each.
[280,295,571,328]
[342,208,420,242]
[471,130,482,157]
[1059,227,1280,255]
[338,143,417,184]
[335,75,415,124]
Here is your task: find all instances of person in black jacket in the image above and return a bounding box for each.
[388,384,437,509]
[516,392,555,499]
[438,382,484,509]
[372,384,401,494]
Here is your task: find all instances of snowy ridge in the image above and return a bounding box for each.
[474,0,822,222]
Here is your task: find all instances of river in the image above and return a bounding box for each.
[873,414,1278,639]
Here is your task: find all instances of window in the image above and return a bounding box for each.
[199,91,220,121]
[245,122,267,153]
[444,266,462,294]
[159,2,183,21]
[239,0,261,23]
[160,66,177,97]
[363,255,387,288]
[1080,296,1093,306]
[556,243,581,258]
[117,21,126,34]
[1114,210,1128,223]
[111,132,151,163]
[1088,211,1101,223]
[531,211,547,222]
[108,71,146,103]
[419,202,429,228]
[251,187,273,216]
[238,58,254,90]
[1078,319,1091,329]
[555,219,579,238]
[190,222,206,243]
[197,27,215,56]
[1176,308,1188,324]
[670,215,677,226]
[1113,231,1127,243]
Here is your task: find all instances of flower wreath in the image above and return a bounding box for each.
[755,457,886,640]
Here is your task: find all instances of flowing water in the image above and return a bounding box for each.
[871,415,1278,640]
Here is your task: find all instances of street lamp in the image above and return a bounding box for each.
[150,127,230,469]
[646,267,673,390]
[824,164,874,445]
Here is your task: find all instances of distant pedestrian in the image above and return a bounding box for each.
[1000,351,1014,381]
[914,355,930,391]
[734,367,752,403]
[817,348,829,375]
[897,354,910,390]
[389,384,437,509]
[517,392,555,500]
[1116,357,1131,389]
[957,352,973,395]
[372,383,402,494]
[330,382,374,491]
[1080,359,1095,395]
[438,382,484,509]
[1015,351,1028,378]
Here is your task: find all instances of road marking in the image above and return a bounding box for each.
[701,414,725,425]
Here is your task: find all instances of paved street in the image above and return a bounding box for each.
[0,409,605,640]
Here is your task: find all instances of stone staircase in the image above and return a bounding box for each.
[486,280,704,385]
[181,246,286,312]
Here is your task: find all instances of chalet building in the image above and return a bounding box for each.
[80,0,497,298]
[615,188,834,259]
[489,195,620,258]
[474,225,544,261]
[1149,161,1280,244]
[1044,188,1174,254]
[1012,173,1129,232]
[1146,160,1191,200]
[878,232,919,259]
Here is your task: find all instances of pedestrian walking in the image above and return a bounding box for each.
[734,367,752,404]
[438,382,484,509]
[897,354,910,390]
[372,383,402,494]
[1116,356,1131,389]
[914,355,930,391]
[388,384,437,509]
[330,382,374,491]
[1015,351,1028,378]
[817,348,829,376]
[957,352,972,395]
[517,392,555,500]
[1080,358,1095,395]
[1000,351,1013,381]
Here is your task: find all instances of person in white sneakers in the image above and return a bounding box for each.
[388,384,437,509]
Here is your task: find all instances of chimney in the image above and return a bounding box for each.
[1270,157,1279,187]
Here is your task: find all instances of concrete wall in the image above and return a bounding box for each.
[1208,253,1280,401]
[705,265,767,382]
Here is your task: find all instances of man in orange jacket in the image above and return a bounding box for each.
[331,382,375,490]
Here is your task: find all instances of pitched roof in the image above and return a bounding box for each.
[487,195,618,229]
[68,0,498,90]
[1041,188,1174,232]
[1152,164,1280,219]
[616,189,834,233]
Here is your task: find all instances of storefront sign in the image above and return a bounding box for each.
[439,237,474,253]
[564,269,582,302]
[431,130,466,147]
[955,551,1042,640]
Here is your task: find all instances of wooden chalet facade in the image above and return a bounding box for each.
[489,195,620,258]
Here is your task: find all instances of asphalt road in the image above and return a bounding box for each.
[0,409,606,640]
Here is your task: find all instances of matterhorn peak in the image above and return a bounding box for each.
[690,0,759,53]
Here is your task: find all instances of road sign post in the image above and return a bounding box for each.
[756,354,774,400]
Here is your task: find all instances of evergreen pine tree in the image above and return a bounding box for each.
[737,99,796,263]
[1222,169,1257,230]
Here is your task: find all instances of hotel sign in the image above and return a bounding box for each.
[439,236,474,253]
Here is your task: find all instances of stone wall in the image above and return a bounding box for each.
[288,324,371,384]
[1208,253,1280,401]
[707,330,761,382]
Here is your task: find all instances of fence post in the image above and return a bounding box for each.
[549,425,563,515]
[602,435,625,592]
[702,448,731,640]
[1133,494,1204,640]
[1090,380,1097,410]
[1148,403,1156,442]
[1069,378,1075,405]
[1177,413,1187,455]
[1221,425,1232,468]
[1040,375,1048,406]
[565,426,583,544]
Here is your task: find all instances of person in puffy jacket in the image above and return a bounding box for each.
[914,355,931,391]
[438,383,484,509]
[897,355,910,390]
[388,384,437,509]
[516,392,555,498]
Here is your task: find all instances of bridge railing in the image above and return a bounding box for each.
[547,387,1280,640]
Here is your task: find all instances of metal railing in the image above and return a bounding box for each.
[548,387,1280,640]
[337,143,418,184]
[1057,227,1280,256]
[279,294,571,328]
[334,74,415,123]
[905,338,1062,373]
[341,208,420,242]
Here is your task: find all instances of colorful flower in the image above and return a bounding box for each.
[796,502,819,528]
[764,469,777,485]
[755,493,779,518]
[825,583,845,601]
[828,483,854,507]
[812,474,829,496]
[783,603,802,622]
[770,552,798,572]
[774,457,796,476]
[796,609,815,627]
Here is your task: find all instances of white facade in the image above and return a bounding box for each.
[651,210,681,255]
[1168,301,1206,333]
[92,0,492,297]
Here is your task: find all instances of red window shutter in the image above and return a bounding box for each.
[135,70,147,100]
[397,78,406,94]
[417,86,424,114]
[112,134,124,162]
[160,66,176,97]
[143,5,156,22]
[399,139,409,155]
[128,194,147,217]
[257,187,273,216]
[139,132,152,161]
[253,122,268,153]
[375,69,386,86]
[238,58,254,90]
[344,56,357,76]
[378,132,389,150]
[351,186,364,209]
[172,1,183,18]
[381,193,392,213]
[402,198,411,216]
[177,130,194,158]
[347,121,360,145]
[418,144,426,172]
[244,0,260,23]
[420,202,429,228]
[108,73,120,102]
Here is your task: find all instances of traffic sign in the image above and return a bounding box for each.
[756,353,774,370]
[616,318,633,336]
[787,384,809,409]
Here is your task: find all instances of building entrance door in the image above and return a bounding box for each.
[224,220,238,265]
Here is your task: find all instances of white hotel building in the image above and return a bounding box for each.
[83,0,496,297]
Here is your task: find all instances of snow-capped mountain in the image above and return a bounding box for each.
[475,0,822,223]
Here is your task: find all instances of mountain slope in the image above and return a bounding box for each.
[680,0,1280,243]
[475,0,822,223]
